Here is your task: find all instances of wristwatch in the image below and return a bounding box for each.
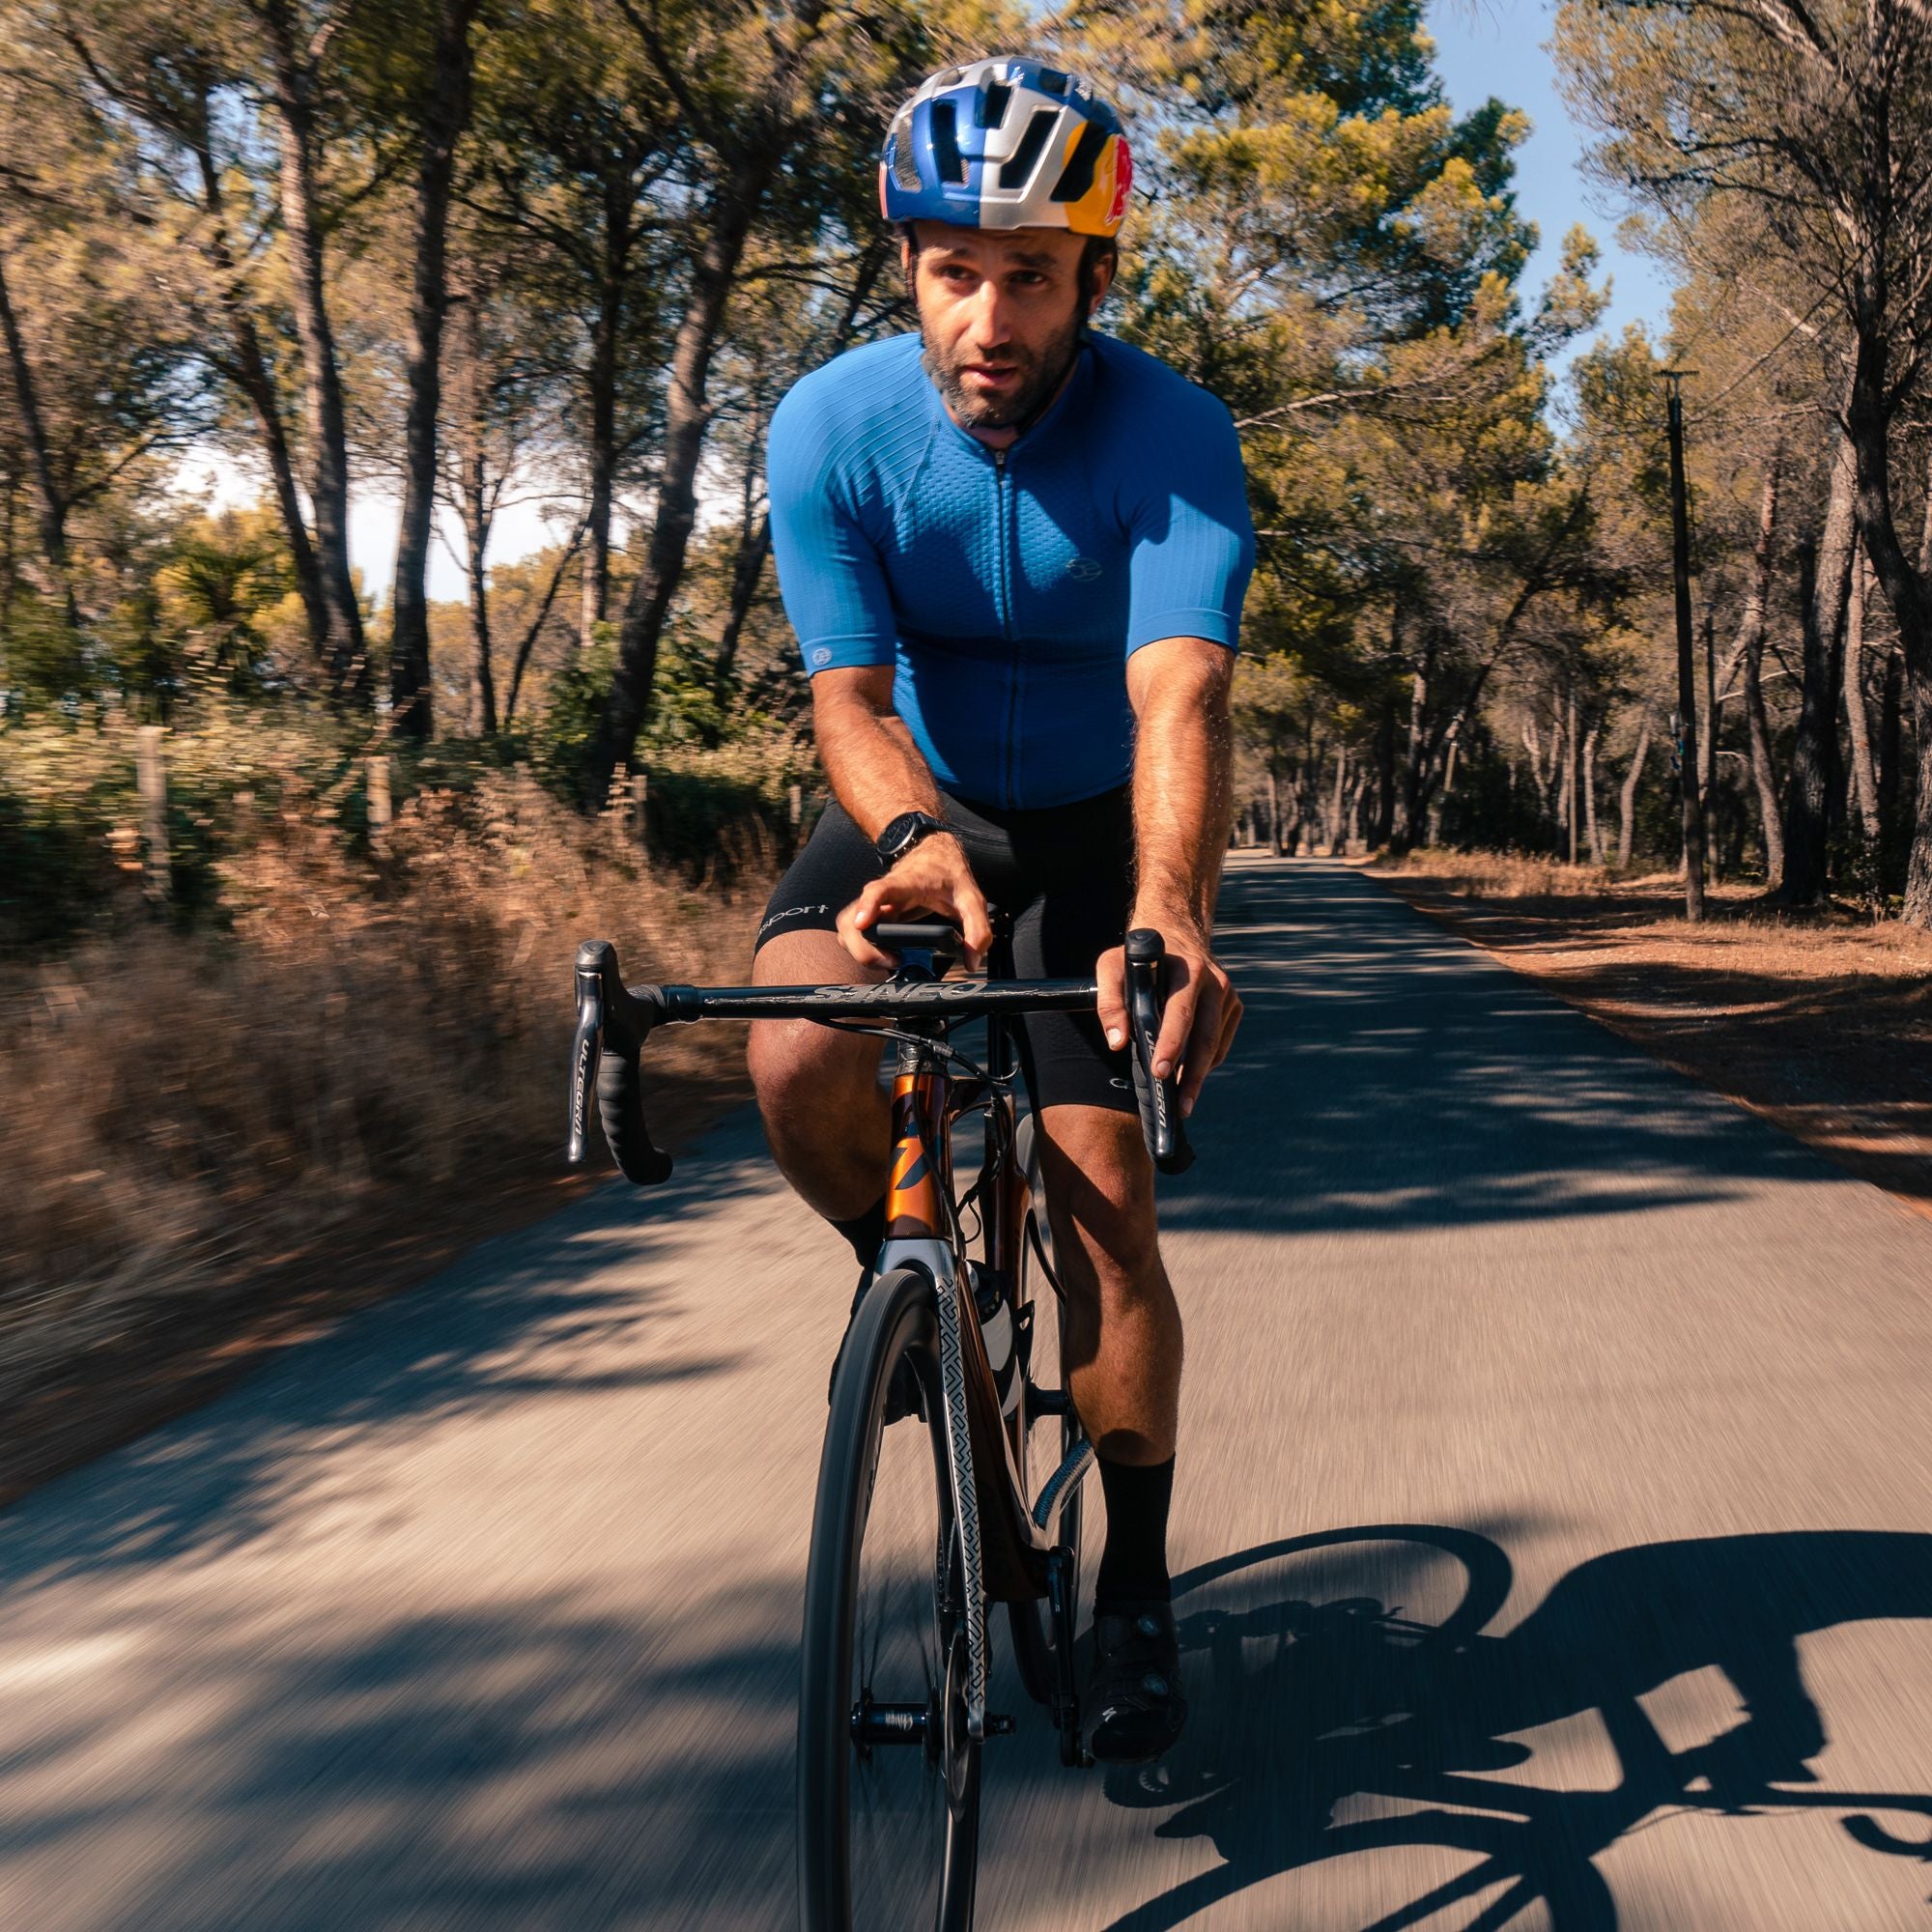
[874,810,948,865]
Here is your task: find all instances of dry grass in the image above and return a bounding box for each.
[1366,848,1932,1208]
[0,765,766,1492]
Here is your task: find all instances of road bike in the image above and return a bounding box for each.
[567,920,1192,1930]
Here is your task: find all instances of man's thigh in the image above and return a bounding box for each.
[749,801,888,1096]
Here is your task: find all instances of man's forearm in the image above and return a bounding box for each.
[813,670,947,840]
[1128,642,1236,936]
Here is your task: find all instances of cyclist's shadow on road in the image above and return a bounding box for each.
[1099,1523,1932,1930]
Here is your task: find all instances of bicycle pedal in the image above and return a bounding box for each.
[1028,1385,1072,1417]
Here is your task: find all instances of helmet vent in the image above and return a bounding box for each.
[997,109,1058,191]
[1050,118,1109,202]
[979,80,1012,129]
[1037,68,1068,96]
[890,119,923,192]
[929,100,967,184]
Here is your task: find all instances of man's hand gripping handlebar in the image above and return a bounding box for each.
[567,925,1195,1185]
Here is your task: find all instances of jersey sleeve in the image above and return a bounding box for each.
[766,380,898,675]
[1123,387,1256,656]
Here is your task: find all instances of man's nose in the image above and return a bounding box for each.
[968,278,1014,347]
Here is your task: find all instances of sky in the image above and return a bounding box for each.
[1425,0,1675,351]
[192,2,1678,609]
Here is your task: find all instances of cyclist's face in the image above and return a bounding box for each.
[905,223,1111,432]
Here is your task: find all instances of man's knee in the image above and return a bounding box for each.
[749,1012,879,1123]
[748,930,882,1122]
[1037,1105,1161,1296]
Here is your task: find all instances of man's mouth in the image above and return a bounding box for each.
[962,363,1020,386]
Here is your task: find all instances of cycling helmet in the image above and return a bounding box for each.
[880,56,1133,240]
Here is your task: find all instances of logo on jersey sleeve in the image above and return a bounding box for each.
[1066,556,1103,582]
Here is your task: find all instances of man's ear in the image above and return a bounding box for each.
[1086,246,1118,318]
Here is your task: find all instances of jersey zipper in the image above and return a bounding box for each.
[994,448,1020,808]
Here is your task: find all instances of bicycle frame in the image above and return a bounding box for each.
[874,986,1092,1743]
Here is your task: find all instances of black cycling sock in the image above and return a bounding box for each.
[831,1195,889,1270]
[1094,1453,1176,1609]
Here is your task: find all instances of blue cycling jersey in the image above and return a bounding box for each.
[766,331,1255,810]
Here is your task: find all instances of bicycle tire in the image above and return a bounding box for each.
[1007,1112,1085,1708]
[799,1264,980,1932]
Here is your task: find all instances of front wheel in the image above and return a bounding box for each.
[798,1265,980,1931]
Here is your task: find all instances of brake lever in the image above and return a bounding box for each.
[570,940,673,1184]
[568,952,602,1166]
[1124,927,1196,1177]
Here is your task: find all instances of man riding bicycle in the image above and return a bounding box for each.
[751,55,1254,1766]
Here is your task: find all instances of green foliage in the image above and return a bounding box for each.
[0,782,104,949]
[530,634,618,806]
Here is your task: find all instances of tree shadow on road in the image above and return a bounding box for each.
[0,1577,803,1932]
[0,1142,772,1592]
[1167,867,1859,1239]
[1099,1523,1932,1929]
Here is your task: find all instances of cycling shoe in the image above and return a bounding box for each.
[1088,1600,1187,1764]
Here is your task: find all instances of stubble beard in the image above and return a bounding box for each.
[922,309,1084,431]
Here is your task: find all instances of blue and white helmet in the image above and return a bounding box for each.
[880,56,1133,240]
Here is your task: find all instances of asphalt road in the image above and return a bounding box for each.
[4,855,1932,1931]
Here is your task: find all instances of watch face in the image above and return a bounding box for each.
[879,812,937,859]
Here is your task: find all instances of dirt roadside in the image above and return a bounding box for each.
[1362,853,1932,1217]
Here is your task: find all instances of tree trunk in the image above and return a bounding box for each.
[1370,700,1396,847]
[585,155,775,802]
[1389,636,1431,855]
[1563,681,1579,864]
[1698,608,1718,804]
[389,0,480,740]
[1735,455,1785,889]
[1583,719,1604,864]
[1264,766,1281,854]
[259,15,367,703]
[710,516,773,705]
[0,250,75,629]
[1427,729,1458,845]
[1844,540,1880,842]
[1325,746,1350,854]
[1777,422,1858,906]
[580,203,626,646]
[1617,710,1652,870]
[449,297,497,736]
[502,522,585,727]
[465,519,497,736]
[1846,312,1932,925]
[187,117,328,660]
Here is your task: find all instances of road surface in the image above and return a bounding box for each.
[3,856,1931,1930]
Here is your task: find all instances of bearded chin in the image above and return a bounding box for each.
[923,314,1083,430]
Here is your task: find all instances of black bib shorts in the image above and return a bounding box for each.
[755,786,1137,1116]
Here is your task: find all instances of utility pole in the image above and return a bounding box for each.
[1662,369,1706,922]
